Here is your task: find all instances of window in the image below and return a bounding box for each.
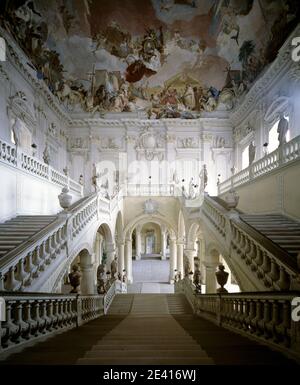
[242,145,249,169]
[268,115,290,153]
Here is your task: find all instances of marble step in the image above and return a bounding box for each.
[84,349,208,358]
[77,357,214,365]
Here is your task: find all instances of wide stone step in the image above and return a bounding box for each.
[77,357,214,365]
[90,344,203,351]
[84,350,208,358]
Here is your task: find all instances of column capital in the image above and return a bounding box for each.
[203,261,219,270]
[184,249,196,257]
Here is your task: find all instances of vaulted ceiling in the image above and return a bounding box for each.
[1,0,299,118]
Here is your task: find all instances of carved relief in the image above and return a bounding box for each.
[69,137,88,150]
[135,126,165,161]
[177,137,198,148]
[7,91,36,129]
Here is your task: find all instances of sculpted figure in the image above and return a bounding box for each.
[97,263,106,294]
[111,256,118,279]
[68,264,81,293]
[277,114,289,145]
[249,141,256,165]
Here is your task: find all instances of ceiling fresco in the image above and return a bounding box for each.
[1,0,299,118]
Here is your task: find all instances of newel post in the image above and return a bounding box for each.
[216,294,222,327]
[75,295,82,327]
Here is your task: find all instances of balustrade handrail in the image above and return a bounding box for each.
[204,195,299,273]
[218,134,300,195]
[195,291,300,299]
[0,193,96,272]
[0,137,83,196]
[176,279,300,362]
[0,292,107,355]
[233,217,298,272]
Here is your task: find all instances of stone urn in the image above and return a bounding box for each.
[69,265,81,293]
[215,264,229,293]
[58,187,72,210]
[225,188,239,210]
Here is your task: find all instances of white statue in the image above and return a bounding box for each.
[249,141,256,165]
[43,144,50,165]
[11,117,22,146]
[188,177,195,199]
[277,114,289,145]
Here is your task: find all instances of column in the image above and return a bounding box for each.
[81,264,95,295]
[117,241,125,274]
[106,243,115,272]
[184,249,197,278]
[204,262,219,293]
[177,240,184,278]
[135,225,142,260]
[161,225,167,260]
[125,237,133,283]
[169,238,177,283]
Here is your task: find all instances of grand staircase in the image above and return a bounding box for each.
[0,215,57,258]
[241,214,300,258]
[1,293,295,365]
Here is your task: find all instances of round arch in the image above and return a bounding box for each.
[124,213,177,240]
[186,222,200,249]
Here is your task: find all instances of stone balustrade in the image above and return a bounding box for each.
[175,279,300,362]
[201,195,300,291]
[0,221,68,292]
[0,280,121,355]
[218,135,300,195]
[194,291,300,362]
[0,191,119,293]
[126,183,177,197]
[0,137,83,196]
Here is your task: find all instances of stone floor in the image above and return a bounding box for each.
[128,282,174,293]
[130,258,174,293]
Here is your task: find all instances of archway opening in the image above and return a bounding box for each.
[128,219,175,294]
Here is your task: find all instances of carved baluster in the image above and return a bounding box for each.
[42,239,51,265]
[50,234,58,260]
[24,301,38,338]
[1,301,19,348]
[41,300,52,332]
[47,300,55,331]
[247,300,255,333]
[262,300,271,339]
[0,272,4,291]
[270,259,280,285]
[16,258,30,288]
[52,300,59,329]
[6,266,22,291]
[278,267,290,291]
[261,253,272,287]
[270,301,280,343]
[14,301,28,342]
[32,301,43,335]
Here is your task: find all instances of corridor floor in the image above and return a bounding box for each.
[0,294,296,365]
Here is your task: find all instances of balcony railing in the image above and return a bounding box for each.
[0,138,83,196]
[218,135,300,195]
[126,183,179,197]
